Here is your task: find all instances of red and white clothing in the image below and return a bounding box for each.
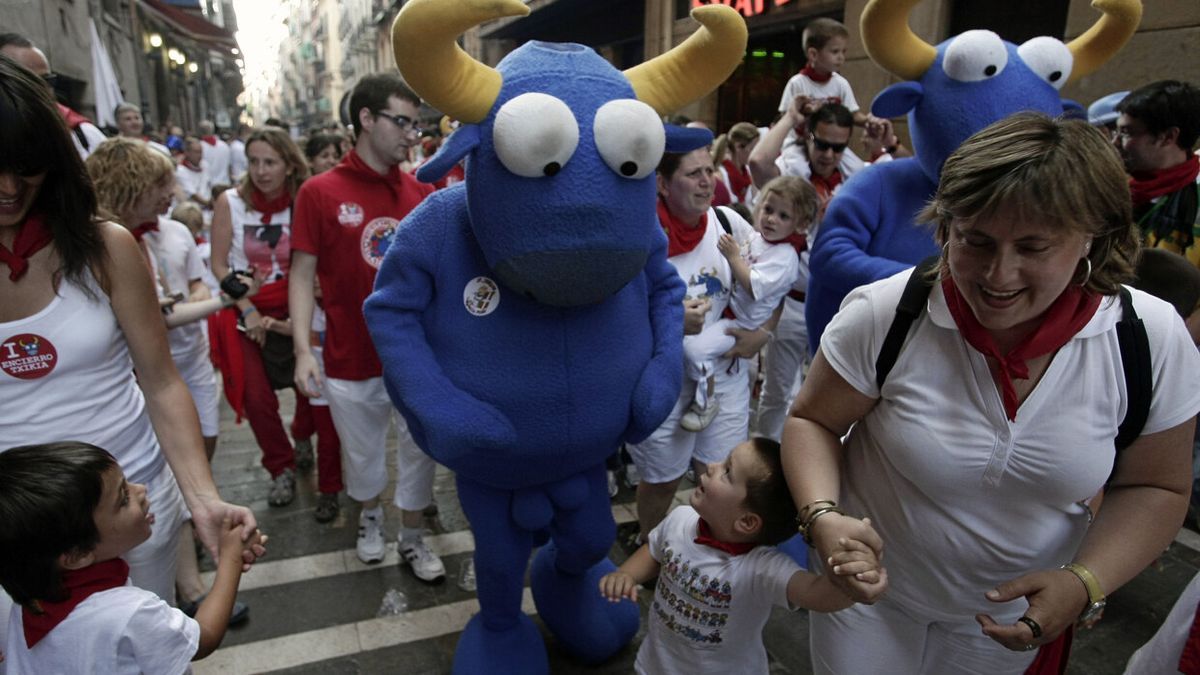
[58,104,108,160]
[718,159,753,205]
[637,505,800,675]
[776,71,859,114]
[291,149,433,380]
[175,161,211,208]
[225,191,291,283]
[200,135,232,186]
[5,584,198,675]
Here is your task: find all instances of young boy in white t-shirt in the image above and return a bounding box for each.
[680,177,815,431]
[778,18,881,129]
[599,438,884,675]
[0,442,263,674]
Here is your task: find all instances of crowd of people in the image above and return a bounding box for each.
[0,10,1199,674]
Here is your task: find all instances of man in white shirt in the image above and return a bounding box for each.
[175,137,213,210]
[198,120,232,187]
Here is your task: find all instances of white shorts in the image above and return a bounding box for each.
[627,363,750,483]
[810,596,1037,675]
[175,347,219,438]
[323,376,436,509]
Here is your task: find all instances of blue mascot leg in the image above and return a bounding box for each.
[455,476,548,675]
[531,464,638,664]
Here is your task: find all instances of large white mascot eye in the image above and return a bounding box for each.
[1017,36,1072,90]
[943,30,1008,82]
[593,99,665,180]
[492,93,579,178]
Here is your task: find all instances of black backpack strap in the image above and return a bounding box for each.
[1114,286,1151,451]
[713,206,732,235]
[72,124,90,151]
[875,256,941,389]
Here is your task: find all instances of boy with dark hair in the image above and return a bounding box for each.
[777,18,878,129]
[600,438,883,674]
[0,442,259,672]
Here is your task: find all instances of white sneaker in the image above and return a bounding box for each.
[680,397,720,432]
[356,508,386,564]
[607,469,619,498]
[401,536,446,583]
[623,461,641,489]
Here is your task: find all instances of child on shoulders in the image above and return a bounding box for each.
[778,18,880,130]
[0,442,263,674]
[680,176,817,431]
[600,438,884,675]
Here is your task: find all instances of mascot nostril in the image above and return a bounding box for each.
[363,1,747,673]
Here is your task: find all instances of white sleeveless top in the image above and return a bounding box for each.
[0,269,165,484]
[225,191,292,283]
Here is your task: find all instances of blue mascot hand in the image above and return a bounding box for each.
[626,350,683,444]
[420,389,519,459]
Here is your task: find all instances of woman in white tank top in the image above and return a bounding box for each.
[0,60,264,626]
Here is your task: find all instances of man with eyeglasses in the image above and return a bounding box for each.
[1113,81,1200,269]
[288,74,447,583]
[0,33,108,160]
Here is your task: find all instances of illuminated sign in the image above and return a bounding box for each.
[691,0,794,18]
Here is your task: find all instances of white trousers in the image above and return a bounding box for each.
[176,346,220,438]
[754,297,808,442]
[323,376,436,509]
[810,597,1037,675]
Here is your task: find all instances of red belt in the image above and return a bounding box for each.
[787,290,806,302]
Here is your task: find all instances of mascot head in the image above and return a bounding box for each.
[392,0,747,307]
[864,0,1141,182]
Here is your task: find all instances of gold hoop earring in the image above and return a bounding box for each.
[1076,257,1092,287]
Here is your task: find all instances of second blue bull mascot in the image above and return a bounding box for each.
[363,1,747,672]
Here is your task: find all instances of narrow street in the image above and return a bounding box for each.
[191,390,1200,674]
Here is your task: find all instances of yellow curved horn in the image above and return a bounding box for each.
[860,0,937,81]
[624,5,747,116]
[391,0,530,124]
[1066,0,1141,83]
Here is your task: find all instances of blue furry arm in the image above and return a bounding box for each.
[363,197,517,460]
[625,230,686,443]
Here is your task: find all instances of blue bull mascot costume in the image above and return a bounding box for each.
[362,1,747,672]
[804,0,1142,350]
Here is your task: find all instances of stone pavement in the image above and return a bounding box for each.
[191,390,1198,674]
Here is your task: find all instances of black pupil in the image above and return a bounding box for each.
[984,65,997,77]
[544,162,561,176]
[1049,71,1062,82]
[620,161,638,177]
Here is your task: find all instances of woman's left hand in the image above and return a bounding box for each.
[723,326,771,359]
[189,494,267,572]
[975,568,1089,652]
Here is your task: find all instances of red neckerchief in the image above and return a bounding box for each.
[694,518,756,556]
[56,103,89,130]
[722,159,752,202]
[0,211,54,282]
[1129,154,1200,208]
[181,159,203,173]
[800,65,833,84]
[658,198,709,257]
[941,276,1101,422]
[810,170,843,203]
[131,220,158,242]
[765,231,808,257]
[201,135,218,146]
[250,188,292,225]
[22,558,129,648]
[1178,602,1200,674]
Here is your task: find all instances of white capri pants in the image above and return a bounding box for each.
[176,346,220,438]
[627,363,750,484]
[323,376,436,509]
[754,296,808,442]
[810,597,1037,675]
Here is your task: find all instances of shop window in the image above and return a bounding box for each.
[949,0,1069,43]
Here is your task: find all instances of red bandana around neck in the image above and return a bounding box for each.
[721,159,752,202]
[0,211,53,282]
[694,518,756,556]
[181,159,203,173]
[810,170,843,201]
[800,64,833,84]
[765,231,808,258]
[131,220,158,242]
[201,135,218,146]
[56,103,90,130]
[658,199,709,258]
[1129,154,1200,207]
[250,188,291,225]
[941,276,1101,422]
[22,558,129,648]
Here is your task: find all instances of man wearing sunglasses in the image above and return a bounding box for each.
[0,33,108,161]
[750,102,864,210]
[289,73,448,584]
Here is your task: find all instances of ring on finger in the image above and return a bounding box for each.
[1017,616,1043,639]
[1023,644,1036,652]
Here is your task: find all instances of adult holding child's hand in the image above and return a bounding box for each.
[782,113,1200,674]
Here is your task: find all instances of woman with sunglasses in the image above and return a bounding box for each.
[0,54,263,645]
[211,127,311,507]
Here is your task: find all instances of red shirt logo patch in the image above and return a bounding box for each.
[360,217,399,270]
[1,333,58,379]
[337,202,365,228]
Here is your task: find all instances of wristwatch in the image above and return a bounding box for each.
[1061,562,1106,623]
